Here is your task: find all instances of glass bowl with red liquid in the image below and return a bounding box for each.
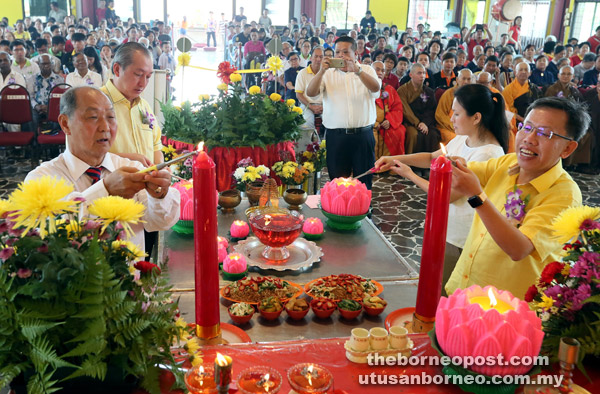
[236,366,282,394]
[248,207,304,261]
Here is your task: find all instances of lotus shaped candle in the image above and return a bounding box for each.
[248,207,304,261]
[435,285,544,376]
[223,253,247,274]
[218,243,228,263]
[218,236,229,250]
[321,178,371,216]
[230,220,250,239]
[173,181,194,220]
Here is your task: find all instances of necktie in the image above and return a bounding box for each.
[85,166,102,184]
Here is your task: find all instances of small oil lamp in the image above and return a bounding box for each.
[287,363,333,393]
[237,366,282,393]
[230,220,250,239]
[185,365,218,393]
[214,352,233,393]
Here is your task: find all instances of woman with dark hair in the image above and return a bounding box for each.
[382,53,399,89]
[571,41,590,66]
[388,25,400,50]
[375,83,508,288]
[401,45,415,63]
[428,40,442,73]
[83,46,107,84]
[396,32,408,53]
[508,16,522,45]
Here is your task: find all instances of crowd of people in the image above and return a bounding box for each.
[216,9,599,175]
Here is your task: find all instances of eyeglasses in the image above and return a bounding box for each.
[517,123,573,141]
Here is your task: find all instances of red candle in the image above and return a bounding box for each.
[413,153,452,332]
[193,142,221,340]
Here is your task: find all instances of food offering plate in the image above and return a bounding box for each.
[304,274,384,301]
[233,236,323,272]
[220,276,304,305]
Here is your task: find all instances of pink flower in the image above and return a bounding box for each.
[73,197,86,203]
[0,247,14,261]
[580,219,600,231]
[37,244,49,253]
[84,220,102,231]
[17,268,32,278]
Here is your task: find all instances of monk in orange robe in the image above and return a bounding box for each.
[372,61,406,159]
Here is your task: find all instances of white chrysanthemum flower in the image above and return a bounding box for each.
[233,167,246,180]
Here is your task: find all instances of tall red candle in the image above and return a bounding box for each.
[193,143,221,340]
[413,155,452,333]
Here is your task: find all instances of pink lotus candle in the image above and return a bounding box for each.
[320,178,371,216]
[217,236,229,250]
[230,220,250,238]
[435,285,544,376]
[302,218,323,235]
[223,253,247,274]
[173,180,194,220]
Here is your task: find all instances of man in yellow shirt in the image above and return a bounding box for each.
[101,42,163,167]
[13,20,31,41]
[435,68,473,143]
[100,41,163,257]
[446,97,588,299]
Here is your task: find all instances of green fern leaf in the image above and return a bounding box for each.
[19,317,64,341]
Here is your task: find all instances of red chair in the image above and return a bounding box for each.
[0,84,35,163]
[37,83,70,156]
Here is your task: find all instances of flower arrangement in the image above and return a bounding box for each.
[0,176,190,393]
[162,144,177,162]
[299,140,327,173]
[232,157,270,191]
[160,61,304,149]
[525,205,600,362]
[505,186,530,227]
[272,160,315,186]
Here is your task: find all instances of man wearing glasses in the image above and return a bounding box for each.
[446,97,589,299]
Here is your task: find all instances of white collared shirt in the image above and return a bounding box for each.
[0,71,26,90]
[12,59,40,81]
[319,66,380,128]
[295,65,322,104]
[25,149,181,251]
[65,70,103,88]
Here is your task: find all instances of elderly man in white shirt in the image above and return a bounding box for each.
[65,52,103,87]
[0,51,26,89]
[306,36,380,189]
[26,86,180,252]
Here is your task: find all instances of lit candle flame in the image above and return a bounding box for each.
[264,373,270,392]
[440,143,447,156]
[216,352,228,366]
[488,288,498,308]
[265,214,272,226]
[307,365,314,386]
[197,141,204,152]
[199,366,204,373]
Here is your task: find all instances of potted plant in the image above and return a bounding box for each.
[0,176,194,394]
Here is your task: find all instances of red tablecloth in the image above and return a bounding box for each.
[139,333,600,393]
[162,137,296,191]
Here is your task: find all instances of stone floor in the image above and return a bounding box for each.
[1,152,599,275]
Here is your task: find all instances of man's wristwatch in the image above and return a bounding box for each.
[355,67,363,76]
[467,191,487,208]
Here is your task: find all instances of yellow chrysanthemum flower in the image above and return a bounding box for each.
[177,52,191,67]
[248,85,261,95]
[292,106,303,114]
[9,176,79,238]
[230,73,242,83]
[537,294,555,309]
[269,93,282,102]
[190,354,203,367]
[0,199,13,217]
[286,99,296,107]
[552,205,600,243]
[174,106,182,111]
[320,140,326,149]
[198,94,210,101]
[175,317,187,329]
[304,162,315,173]
[89,196,145,239]
[217,83,228,91]
[561,264,571,276]
[112,240,147,260]
[162,144,176,155]
[185,337,200,354]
